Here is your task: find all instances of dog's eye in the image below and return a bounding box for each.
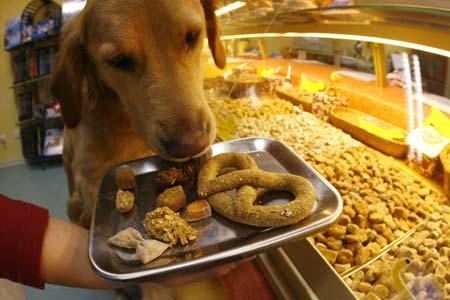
[107,54,135,71]
[185,31,199,46]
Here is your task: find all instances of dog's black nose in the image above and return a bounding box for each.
[162,131,211,159]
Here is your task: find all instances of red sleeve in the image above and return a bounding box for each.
[0,194,49,289]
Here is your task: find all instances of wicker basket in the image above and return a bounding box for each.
[439,143,450,199]
[275,87,313,112]
[330,107,409,158]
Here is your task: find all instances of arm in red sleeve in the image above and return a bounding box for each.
[0,194,119,290]
[0,193,49,289]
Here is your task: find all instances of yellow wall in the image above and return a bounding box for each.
[0,0,62,165]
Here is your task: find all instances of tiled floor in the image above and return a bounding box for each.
[0,162,118,300]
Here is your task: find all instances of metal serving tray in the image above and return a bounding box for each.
[89,137,342,282]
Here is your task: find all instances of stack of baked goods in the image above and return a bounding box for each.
[115,167,137,213]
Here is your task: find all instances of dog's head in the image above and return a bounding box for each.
[50,0,226,161]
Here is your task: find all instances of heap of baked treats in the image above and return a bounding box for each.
[108,152,316,264]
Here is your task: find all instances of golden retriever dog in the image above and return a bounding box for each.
[50,0,226,229]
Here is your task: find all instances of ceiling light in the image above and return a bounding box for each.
[215,2,247,16]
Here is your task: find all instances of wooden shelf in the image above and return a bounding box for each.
[6,34,59,52]
[25,154,62,165]
[16,116,62,127]
[10,74,52,89]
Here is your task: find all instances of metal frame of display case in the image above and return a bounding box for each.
[219,2,450,91]
[220,6,450,53]
[257,239,357,300]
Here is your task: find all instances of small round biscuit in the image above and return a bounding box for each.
[116,167,135,190]
[185,200,212,222]
[116,189,135,213]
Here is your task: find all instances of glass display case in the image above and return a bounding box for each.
[200,1,450,299]
[53,1,450,299]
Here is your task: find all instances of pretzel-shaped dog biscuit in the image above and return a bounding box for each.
[197,152,316,227]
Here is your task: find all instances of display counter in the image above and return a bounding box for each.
[254,58,438,131]
[194,1,450,299]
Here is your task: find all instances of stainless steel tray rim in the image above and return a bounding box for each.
[89,137,343,282]
[90,212,341,282]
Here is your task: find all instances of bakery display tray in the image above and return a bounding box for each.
[89,137,342,282]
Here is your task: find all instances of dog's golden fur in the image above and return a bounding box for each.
[51,0,226,228]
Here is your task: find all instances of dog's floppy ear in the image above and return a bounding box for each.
[201,0,226,69]
[50,20,86,129]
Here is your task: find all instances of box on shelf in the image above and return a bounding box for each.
[406,126,449,178]
[4,16,21,50]
[17,91,34,121]
[440,143,450,199]
[43,128,63,157]
[26,18,60,41]
[20,124,40,159]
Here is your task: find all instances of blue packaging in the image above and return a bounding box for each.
[4,16,21,50]
[31,19,49,40]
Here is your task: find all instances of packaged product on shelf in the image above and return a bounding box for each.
[31,18,60,41]
[18,92,33,121]
[406,126,449,178]
[45,101,62,119]
[4,16,21,50]
[423,105,450,139]
[43,128,63,157]
[21,24,33,44]
[440,143,450,200]
[31,19,49,40]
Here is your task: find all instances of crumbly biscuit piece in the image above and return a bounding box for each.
[136,239,170,264]
[153,165,196,189]
[107,227,143,249]
[185,200,212,222]
[143,207,197,246]
[156,186,186,212]
[116,167,135,190]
